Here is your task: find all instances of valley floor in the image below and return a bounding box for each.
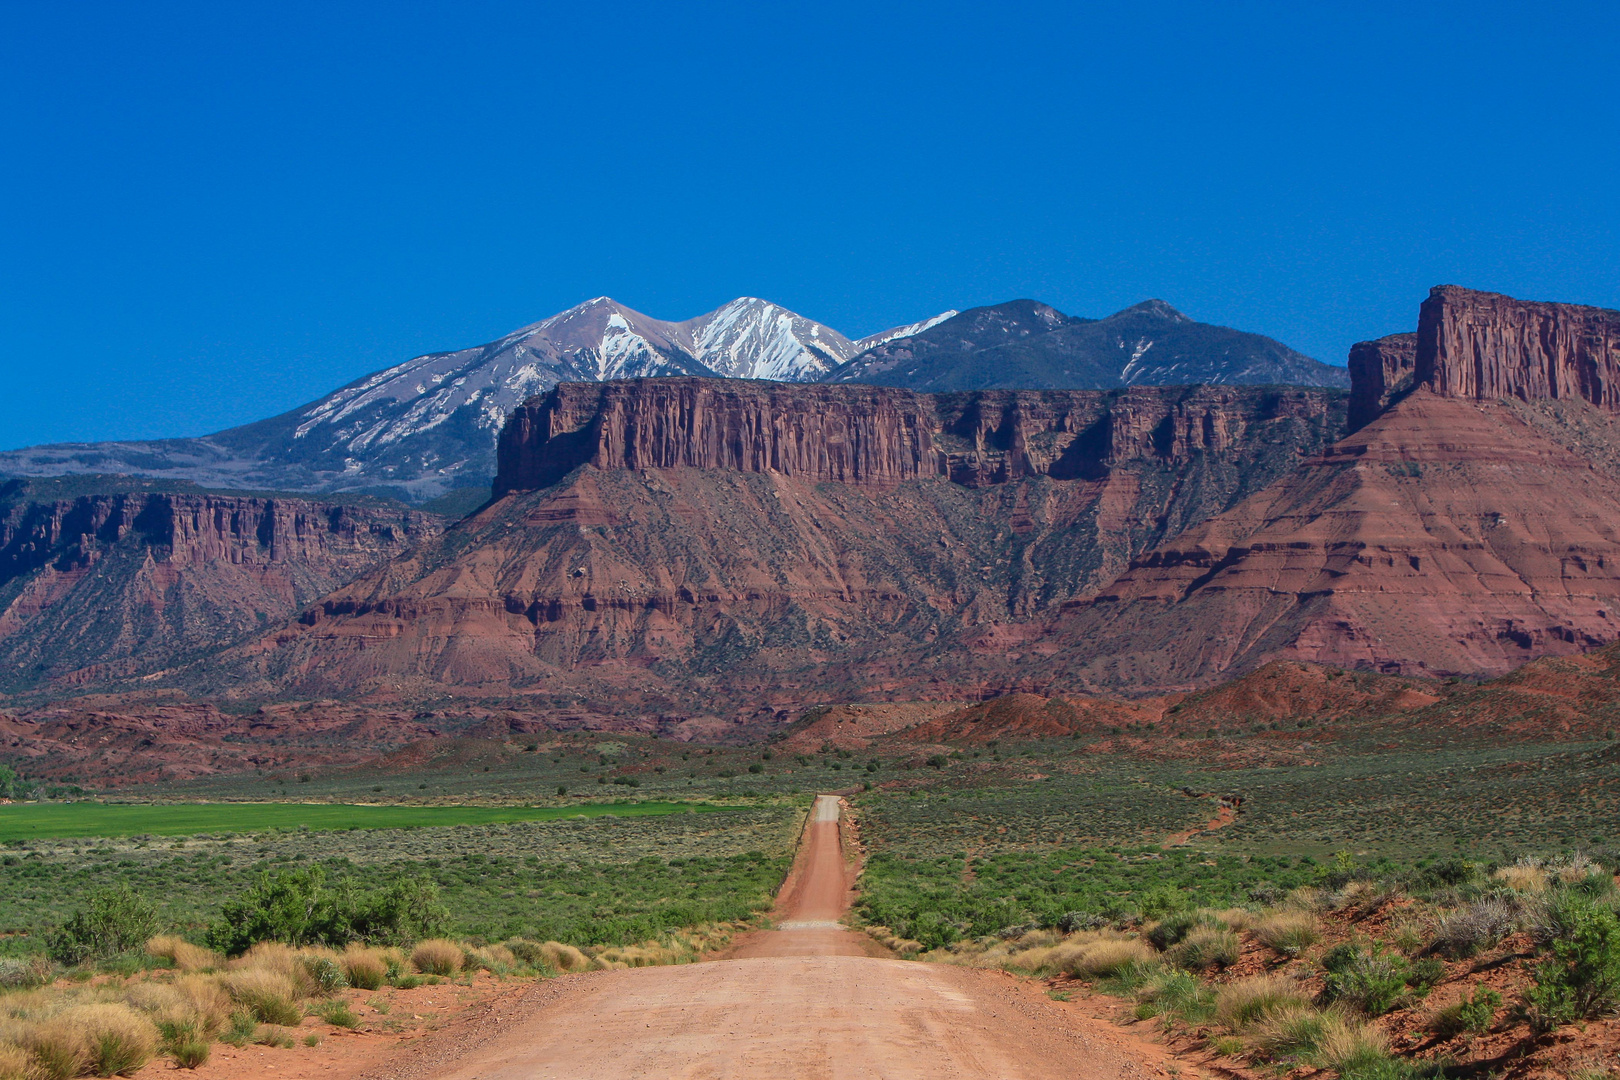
[354,797,1174,1080]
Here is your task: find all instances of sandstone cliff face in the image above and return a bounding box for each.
[496,379,1344,494]
[1039,390,1620,687]
[1347,333,1417,431]
[202,381,1343,714]
[495,381,940,496]
[1416,286,1620,408]
[0,485,440,692]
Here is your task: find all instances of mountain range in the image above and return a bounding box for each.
[824,299,1349,392]
[153,284,1620,721]
[6,282,1619,747]
[0,296,1336,503]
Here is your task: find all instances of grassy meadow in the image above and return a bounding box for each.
[0,798,725,841]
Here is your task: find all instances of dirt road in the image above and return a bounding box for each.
[393,795,1174,1080]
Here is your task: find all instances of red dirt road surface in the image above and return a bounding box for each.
[382,795,1177,1080]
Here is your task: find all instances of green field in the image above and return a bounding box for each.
[0,799,726,841]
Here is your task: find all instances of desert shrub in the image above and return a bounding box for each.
[206,868,448,955]
[1170,926,1240,971]
[1428,984,1502,1038]
[222,967,303,1026]
[144,935,219,972]
[1407,957,1444,993]
[0,1043,33,1080]
[1254,909,1319,956]
[1320,945,1424,1016]
[410,939,464,976]
[1216,975,1312,1029]
[340,946,388,990]
[302,954,348,995]
[1407,858,1479,893]
[503,939,548,969]
[46,884,160,965]
[315,1000,358,1028]
[75,1003,158,1077]
[1429,895,1522,957]
[1524,892,1620,1031]
[0,955,53,989]
[1146,910,1213,951]
[1056,911,1108,933]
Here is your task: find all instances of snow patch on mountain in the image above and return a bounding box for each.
[854,310,959,352]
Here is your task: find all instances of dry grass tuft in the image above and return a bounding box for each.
[465,945,517,973]
[228,942,316,998]
[65,1003,157,1077]
[145,935,219,972]
[1248,1003,1328,1057]
[1313,1011,1390,1071]
[1054,938,1157,979]
[0,1042,32,1080]
[221,968,303,1026]
[1215,975,1312,1029]
[1284,887,1328,912]
[410,939,464,976]
[18,1015,86,1080]
[1170,926,1240,971]
[1494,863,1549,894]
[1253,909,1320,957]
[592,943,687,969]
[538,942,590,973]
[340,946,389,991]
[863,928,924,957]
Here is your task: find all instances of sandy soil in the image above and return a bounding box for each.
[366,795,1183,1080]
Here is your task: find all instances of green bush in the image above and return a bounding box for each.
[1430,983,1501,1038]
[172,1038,210,1069]
[1146,910,1206,950]
[1525,893,1620,1032]
[1320,945,1423,1016]
[46,883,160,965]
[304,956,348,994]
[206,868,448,954]
[0,763,34,801]
[316,1000,359,1028]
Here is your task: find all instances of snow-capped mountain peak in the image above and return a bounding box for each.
[680,297,855,381]
[8,295,965,502]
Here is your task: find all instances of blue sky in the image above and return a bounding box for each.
[2,1,1617,448]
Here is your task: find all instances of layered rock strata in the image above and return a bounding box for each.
[201,381,1344,712]
[1038,390,1620,686]
[0,486,440,692]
